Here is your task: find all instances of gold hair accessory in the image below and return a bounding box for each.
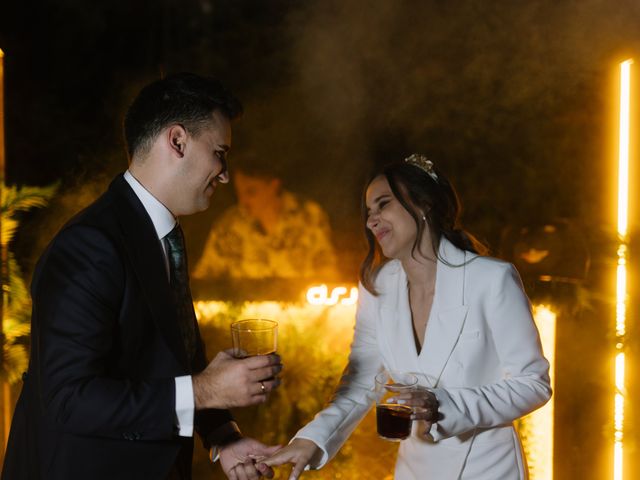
[405,154,438,181]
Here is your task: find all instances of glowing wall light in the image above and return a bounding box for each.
[617,60,632,238]
[519,304,556,480]
[613,58,632,480]
[306,284,358,306]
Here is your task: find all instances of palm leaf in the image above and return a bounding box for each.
[2,183,58,215]
[0,181,58,383]
[3,319,30,341]
[1,217,18,246]
[2,344,28,384]
[6,255,31,322]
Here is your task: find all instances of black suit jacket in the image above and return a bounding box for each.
[2,175,234,479]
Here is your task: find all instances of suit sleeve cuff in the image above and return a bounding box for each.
[175,375,195,437]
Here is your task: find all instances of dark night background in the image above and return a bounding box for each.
[2,0,639,276]
[1,1,640,478]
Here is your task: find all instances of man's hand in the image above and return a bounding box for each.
[193,350,282,410]
[262,438,322,480]
[220,437,281,480]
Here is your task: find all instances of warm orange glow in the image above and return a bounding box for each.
[618,60,632,238]
[613,58,632,480]
[306,284,358,306]
[616,246,627,338]
[520,304,556,479]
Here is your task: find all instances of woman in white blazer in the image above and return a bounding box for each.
[265,155,552,479]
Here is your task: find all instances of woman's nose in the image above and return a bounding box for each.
[366,213,379,229]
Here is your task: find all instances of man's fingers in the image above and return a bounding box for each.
[237,462,252,480]
[247,380,280,399]
[257,463,275,479]
[230,466,244,480]
[226,466,238,480]
[264,377,281,391]
[248,365,282,383]
[243,460,266,480]
[243,353,281,369]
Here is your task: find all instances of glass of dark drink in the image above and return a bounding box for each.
[230,319,278,358]
[375,370,418,441]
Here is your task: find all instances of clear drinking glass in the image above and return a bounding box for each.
[230,319,278,358]
[374,370,418,441]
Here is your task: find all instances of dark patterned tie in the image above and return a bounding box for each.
[165,225,197,363]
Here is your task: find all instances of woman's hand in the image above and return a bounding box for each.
[389,387,439,436]
[261,438,322,480]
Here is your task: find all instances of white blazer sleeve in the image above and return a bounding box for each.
[431,263,552,441]
[293,283,383,468]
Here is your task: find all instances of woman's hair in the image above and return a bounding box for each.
[359,159,488,294]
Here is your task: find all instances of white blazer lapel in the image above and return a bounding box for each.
[378,262,420,372]
[418,239,471,386]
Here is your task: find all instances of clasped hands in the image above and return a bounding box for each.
[193,350,283,479]
[256,388,439,480]
[192,353,438,480]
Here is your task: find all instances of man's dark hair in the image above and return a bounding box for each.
[124,73,243,158]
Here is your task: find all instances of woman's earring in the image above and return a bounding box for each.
[422,215,427,222]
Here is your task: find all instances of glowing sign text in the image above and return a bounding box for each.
[306,284,358,306]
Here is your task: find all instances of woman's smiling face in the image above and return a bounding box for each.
[365,175,422,261]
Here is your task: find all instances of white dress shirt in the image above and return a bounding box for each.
[123,170,194,438]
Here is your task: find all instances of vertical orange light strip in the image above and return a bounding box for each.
[521,305,556,479]
[614,58,632,480]
[618,61,632,239]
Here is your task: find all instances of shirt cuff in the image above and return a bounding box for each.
[175,375,194,437]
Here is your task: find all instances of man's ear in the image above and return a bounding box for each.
[167,125,188,157]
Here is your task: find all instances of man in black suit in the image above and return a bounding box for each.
[2,73,282,480]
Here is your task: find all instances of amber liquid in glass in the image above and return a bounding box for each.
[376,404,412,440]
[233,350,276,359]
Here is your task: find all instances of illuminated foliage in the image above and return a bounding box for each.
[194,300,397,479]
[0,183,57,384]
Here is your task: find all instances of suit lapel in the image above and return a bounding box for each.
[110,175,190,371]
[418,239,471,386]
[379,263,420,373]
